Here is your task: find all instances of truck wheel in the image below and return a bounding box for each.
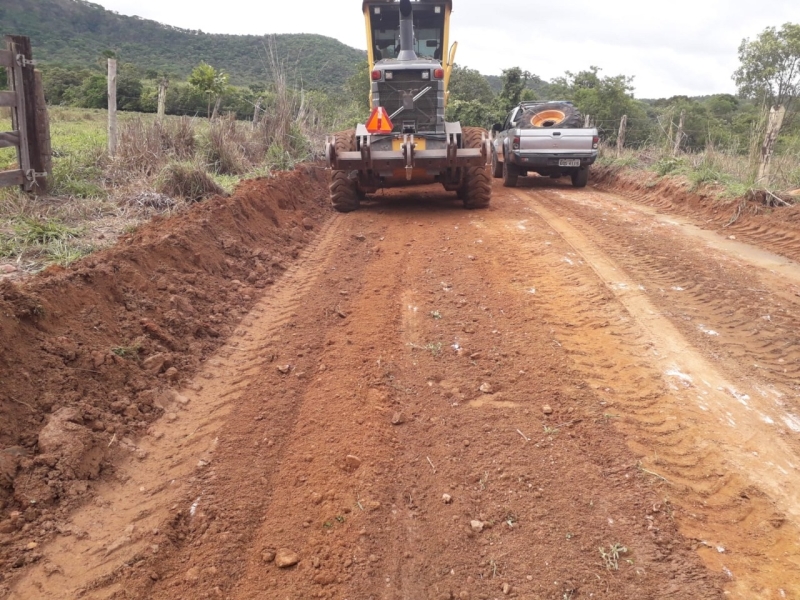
[460,127,492,209]
[571,167,589,188]
[522,101,583,129]
[502,156,519,188]
[330,130,360,212]
[491,150,503,179]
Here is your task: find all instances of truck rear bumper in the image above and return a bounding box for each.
[509,152,597,169]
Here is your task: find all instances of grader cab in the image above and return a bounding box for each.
[325,0,491,211]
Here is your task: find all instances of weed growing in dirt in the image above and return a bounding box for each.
[112,344,141,359]
[430,310,442,319]
[599,543,628,570]
[156,162,225,201]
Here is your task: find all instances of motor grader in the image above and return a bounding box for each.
[325,0,491,212]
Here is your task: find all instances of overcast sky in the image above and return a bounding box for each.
[90,0,797,99]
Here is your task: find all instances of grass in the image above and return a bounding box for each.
[1,102,317,273]
[601,141,800,202]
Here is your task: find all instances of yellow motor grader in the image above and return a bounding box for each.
[325,0,491,211]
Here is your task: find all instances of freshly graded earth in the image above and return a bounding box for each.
[2,164,800,599]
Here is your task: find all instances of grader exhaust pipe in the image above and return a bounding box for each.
[397,0,417,61]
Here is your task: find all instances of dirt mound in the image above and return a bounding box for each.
[592,166,800,262]
[0,166,328,554]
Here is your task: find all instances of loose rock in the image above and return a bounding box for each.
[543,404,553,415]
[470,520,484,533]
[275,548,300,568]
[479,382,493,394]
[391,412,404,425]
[345,455,362,471]
[442,494,453,504]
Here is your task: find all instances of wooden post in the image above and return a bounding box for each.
[616,115,627,157]
[252,97,262,129]
[756,104,786,184]
[107,58,117,157]
[33,69,50,193]
[6,35,44,193]
[672,109,685,156]
[157,77,168,121]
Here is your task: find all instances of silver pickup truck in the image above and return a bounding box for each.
[491,101,599,188]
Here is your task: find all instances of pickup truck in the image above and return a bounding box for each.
[491,101,599,188]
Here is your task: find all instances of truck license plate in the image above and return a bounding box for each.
[559,159,581,167]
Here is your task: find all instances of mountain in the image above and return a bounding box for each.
[0,0,366,91]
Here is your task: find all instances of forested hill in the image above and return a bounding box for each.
[0,0,366,91]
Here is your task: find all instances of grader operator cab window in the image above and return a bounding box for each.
[370,4,445,60]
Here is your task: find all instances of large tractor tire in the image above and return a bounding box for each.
[571,166,589,188]
[491,149,503,179]
[329,130,360,213]
[459,126,491,209]
[520,101,583,129]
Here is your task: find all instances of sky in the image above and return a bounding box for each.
[89,0,798,99]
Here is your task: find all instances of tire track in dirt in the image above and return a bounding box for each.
[498,182,800,599]
[7,216,345,599]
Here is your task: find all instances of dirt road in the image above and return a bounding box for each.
[5,173,800,599]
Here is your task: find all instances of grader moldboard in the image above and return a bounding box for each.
[325,0,492,212]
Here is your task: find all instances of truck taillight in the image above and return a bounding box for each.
[433,68,444,79]
[513,136,520,150]
[371,70,382,81]
[592,136,599,149]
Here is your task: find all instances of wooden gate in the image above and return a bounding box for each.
[0,35,50,193]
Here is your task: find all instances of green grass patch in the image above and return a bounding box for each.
[13,217,80,244]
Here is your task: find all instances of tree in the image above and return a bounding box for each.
[499,67,530,111]
[189,62,229,118]
[449,64,495,106]
[550,66,652,145]
[734,23,800,121]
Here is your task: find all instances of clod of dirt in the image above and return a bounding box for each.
[542,404,553,415]
[479,382,493,393]
[313,571,336,586]
[442,494,452,504]
[274,548,300,568]
[470,520,484,533]
[0,265,16,274]
[184,567,200,582]
[391,412,404,425]
[261,550,276,563]
[345,455,362,471]
[277,365,291,374]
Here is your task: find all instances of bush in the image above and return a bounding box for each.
[653,156,686,176]
[156,162,225,201]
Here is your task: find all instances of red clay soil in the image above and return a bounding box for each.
[0,165,329,565]
[4,165,800,599]
[593,165,800,263]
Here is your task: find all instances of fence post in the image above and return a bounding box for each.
[33,69,51,193]
[107,58,117,157]
[253,97,262,129]
[6,35,45,193]
[672,110,685,156]
[616,115,627,157]
[756,104,786,185]
[157,77,168,121]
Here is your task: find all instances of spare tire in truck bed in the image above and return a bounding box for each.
[519,101,583,129]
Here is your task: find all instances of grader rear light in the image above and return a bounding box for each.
[366,107,394,134]
[434,68,444,79]
[371,70,382,81]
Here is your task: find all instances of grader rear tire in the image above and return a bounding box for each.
[460,127,491,209]
[330,130,360,213]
